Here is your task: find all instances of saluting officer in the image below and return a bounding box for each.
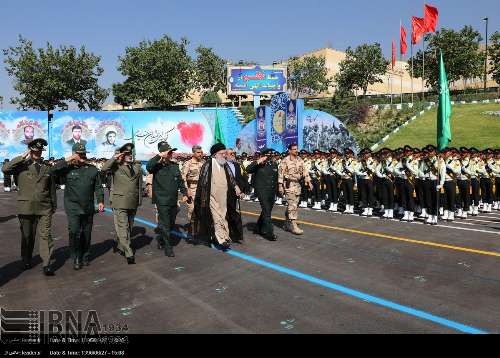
[146,141,188,257]
[246,148,279,241]
[50,143,105,270]
[2,139,57,275]
[101,143,142,264]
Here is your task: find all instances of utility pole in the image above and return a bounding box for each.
[483,17,489,93]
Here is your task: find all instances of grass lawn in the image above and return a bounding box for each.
[382,103,500,149]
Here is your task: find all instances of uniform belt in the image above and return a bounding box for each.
[187,180,198,184]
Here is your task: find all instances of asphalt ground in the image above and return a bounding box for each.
[1,187,500,334]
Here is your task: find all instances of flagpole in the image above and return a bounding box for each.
[411,40,414,104]
[422,1,426,102]
[422,34,426,101]
[400,20,404,105]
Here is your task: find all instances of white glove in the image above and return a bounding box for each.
[436,185,443,191]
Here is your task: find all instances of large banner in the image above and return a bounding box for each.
[283,99,299,149]
[0,111,49,161]
[255,106,267,151]
[227,65,287,95]
[50,112,214,161]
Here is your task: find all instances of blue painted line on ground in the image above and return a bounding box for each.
[103,208,488,334]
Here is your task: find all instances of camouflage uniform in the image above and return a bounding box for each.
[181,157,205,222]
[278,155,311,234]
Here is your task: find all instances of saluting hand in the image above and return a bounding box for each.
[65,154,80,163]
[257,156,268,165]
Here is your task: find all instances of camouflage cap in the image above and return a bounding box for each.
[28,138,48,152]
[158,141,177,153]
[72,142,89,154]
[119,143,134,153]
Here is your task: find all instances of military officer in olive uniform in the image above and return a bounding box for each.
[2,138,57,275]
[246,148,279,241]
[50,143,105,270]
[146,141,188,257]
[101,143,142,264]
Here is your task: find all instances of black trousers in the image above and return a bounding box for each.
[4,175,12,187]
[67,213,94,262]
[415,179,425,208]
[394,178,403,207]
[424,179,439,214]
[471,178,480,206]
[495,177,500,202]
[480,178,493,204]
[379,178,394,208]
[325,175,339,204]
[443,181,456,211]
[400,179,415,212]
[374,177,382,204]
[341,179,355,206]
[358,178,375,208]
[300,181,309,202]
[457,179,470,210]
[256,191,275,236]
[157,205,177,248]
[311,178,321,202]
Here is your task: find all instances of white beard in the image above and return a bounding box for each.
[215,157,226,166]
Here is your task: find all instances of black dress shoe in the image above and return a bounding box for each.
[43,266,55,276]
[82,259,90,267]
[126,256,136,265]
[23,262,32,270]
[265,234,278,241]
[219,241,231,251]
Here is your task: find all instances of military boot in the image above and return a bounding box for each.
[290,221,304,235]
[163,238,175,257]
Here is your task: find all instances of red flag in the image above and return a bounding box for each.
[412,16,426,44]
[424,4,439,32]
[400,25,407,55]
[392,39,396,69]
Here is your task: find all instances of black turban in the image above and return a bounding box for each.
[210,142,226,155]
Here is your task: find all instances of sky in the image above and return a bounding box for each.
[0,0,498,109]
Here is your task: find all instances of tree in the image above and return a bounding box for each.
[287,55,331,98]
[407,26,484,90]
[489,31,500,86]
[3,36,108,112]
[194,46,226,93]
[113,35,194,109]
[200,90,222,106]
[112,82,136,108]
[335,43,389,96]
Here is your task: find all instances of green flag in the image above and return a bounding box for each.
[214,109,226,145]
[131,124,136,160]
[437,50,452,152]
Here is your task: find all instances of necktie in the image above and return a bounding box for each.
[34,162,41,175]
[128,164,135,177]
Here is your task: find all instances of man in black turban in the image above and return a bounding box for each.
[192,142,243,250]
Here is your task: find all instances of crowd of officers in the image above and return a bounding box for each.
[236,144,500,228]
[2,138,500,277]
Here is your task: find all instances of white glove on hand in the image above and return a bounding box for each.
[436,185,443,191]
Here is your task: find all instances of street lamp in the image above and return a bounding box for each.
[483,17,489,93]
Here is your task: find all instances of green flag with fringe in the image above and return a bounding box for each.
[437,50,452,152]
[214,109,225,145]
